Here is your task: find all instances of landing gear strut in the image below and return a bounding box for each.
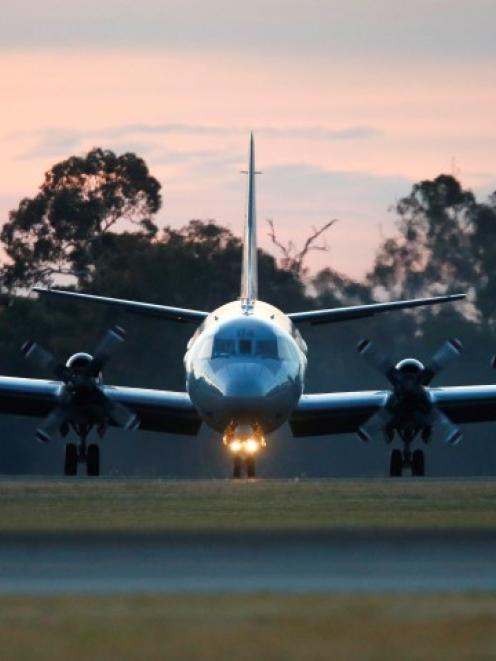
[232,455,256,479]
[63,426,100,477]
[389,429,425,477]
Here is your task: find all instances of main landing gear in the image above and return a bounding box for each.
[232,454,256,479]
[388,428,426,477]
[389,448,425,477]
[64,427,100,477]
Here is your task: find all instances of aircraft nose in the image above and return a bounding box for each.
[219,363,269,398]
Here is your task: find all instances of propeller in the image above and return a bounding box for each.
[21,326,139,443]
[357,338,463,445]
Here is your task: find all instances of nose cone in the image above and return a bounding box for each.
[188,360,302,433]
[219,363,270,398]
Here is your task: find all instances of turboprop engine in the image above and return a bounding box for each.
[357,337,463,446]
[21,326,139,443]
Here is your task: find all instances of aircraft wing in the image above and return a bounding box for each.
[33,288,209,324]
[288,294,465,325]
[290,385,496,437]
[0,376,202,435]
[290,391,388,436]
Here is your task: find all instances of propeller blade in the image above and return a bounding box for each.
[357,339,396,383]
[35,406,69,444]
[491,354,496,369]
[108,401,139,430]
[422,338,463,384]
[21,341,59,373]
[429,408,462,445]
[357,406,394,443]
[87,326,126,376]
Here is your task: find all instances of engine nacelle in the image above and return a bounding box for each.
[395,358,425,374]
[66,352,93,370]
[66,352,102,383]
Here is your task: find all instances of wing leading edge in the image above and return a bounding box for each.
[288,293,465,325]
[0,376,201,436]
[33,288,209,324]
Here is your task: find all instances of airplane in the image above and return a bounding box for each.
[2,134,495,478]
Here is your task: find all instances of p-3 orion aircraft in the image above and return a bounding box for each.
[5,135,495,477]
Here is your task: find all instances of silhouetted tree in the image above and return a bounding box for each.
[1,148,161,290]
[368,175,476,302]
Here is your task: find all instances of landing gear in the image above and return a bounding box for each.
[246,456,256,479]
[232,455,256,479]
[63,426,101,477]
[411,449,425,477]
[389,449,403,477]
[389,446,425,477]
[233,455,242,479]
[64,443,78,476]
[86,444,100,477]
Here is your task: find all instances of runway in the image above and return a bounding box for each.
[1,529,496,594]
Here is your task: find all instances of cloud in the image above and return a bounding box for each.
[14,123,382,161]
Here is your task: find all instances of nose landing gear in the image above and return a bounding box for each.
[232,454,256,479]
[223,423,265,479]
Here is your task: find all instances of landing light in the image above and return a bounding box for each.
[230,440,242,453]
[228,438,260,454]
[245,438,259,454]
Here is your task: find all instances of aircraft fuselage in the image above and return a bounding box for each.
[185,300,307,437]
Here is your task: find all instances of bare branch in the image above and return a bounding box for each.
[266,218,291,261]
[266,218,338,276]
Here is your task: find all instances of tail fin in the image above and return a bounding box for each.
[241,133,258,301]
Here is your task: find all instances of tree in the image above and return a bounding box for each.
[1,148,161,290]
[468,192,496,322]
[368,175,476,301]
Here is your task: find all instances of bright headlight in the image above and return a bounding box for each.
[229,440,242,453]
[245,438,259,454]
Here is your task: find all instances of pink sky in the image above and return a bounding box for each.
[1,2,495,279]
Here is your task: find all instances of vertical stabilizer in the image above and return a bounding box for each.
[241,133,258,301]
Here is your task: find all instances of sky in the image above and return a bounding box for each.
[1,1,495,279]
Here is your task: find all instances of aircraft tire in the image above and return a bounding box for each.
[246,456,256,479]
[64,443,78,476]
[389,449,403,477]
[232,455,242,479]
[87,444,100,477]
[412,449,425,477]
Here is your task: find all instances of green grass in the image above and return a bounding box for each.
[1,593,496,661]
[0,478,495,532]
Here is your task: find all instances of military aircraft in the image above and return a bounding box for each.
[4,134,494,478]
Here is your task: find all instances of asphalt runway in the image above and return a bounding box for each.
[1,529,496,594]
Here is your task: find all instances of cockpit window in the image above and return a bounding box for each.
[212,338,236,358]
[239,339,252,355]
[211,336,280,359]
[255,339,278,359]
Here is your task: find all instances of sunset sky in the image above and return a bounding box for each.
[1,1,495,278]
